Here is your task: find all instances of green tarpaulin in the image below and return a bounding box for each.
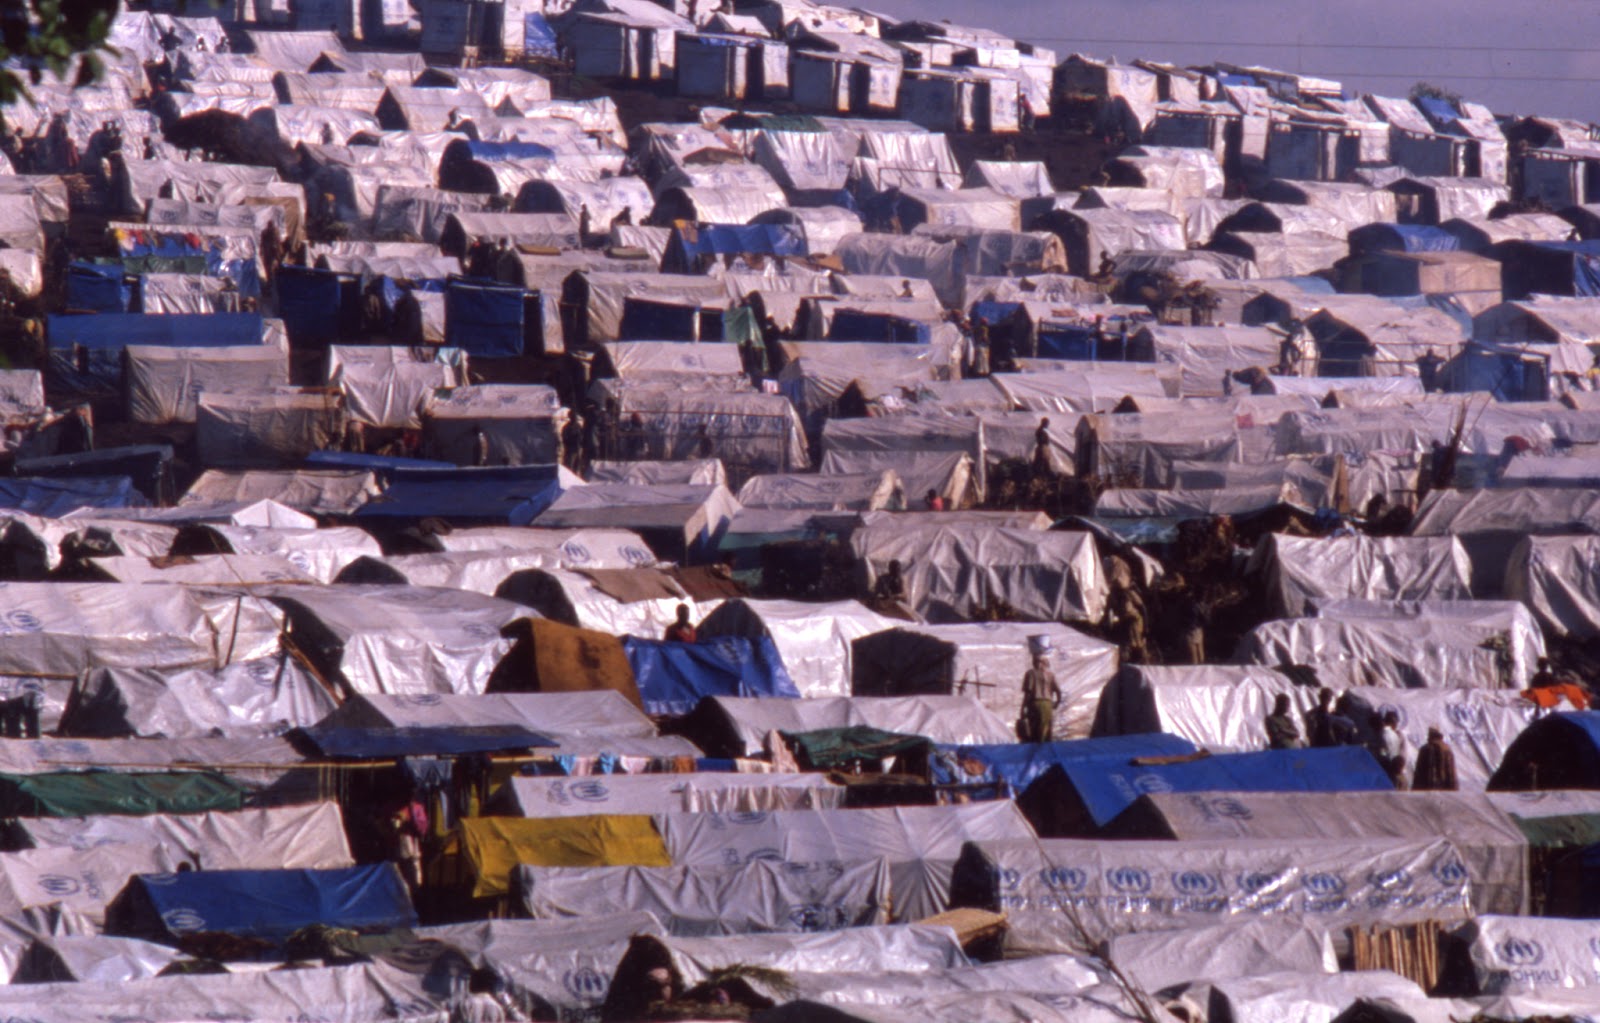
[1514,812,1600,849]
[0,771,248,817]
[782,726,930,770]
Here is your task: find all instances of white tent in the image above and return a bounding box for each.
[684,694,1016,757]
[657,802,1033,920]
[326,345,466,430]
[959,835,1470,955]
[14,802,351,872]
[1247,533,1475,618]
[267,585,533,697]
[852,622,1118,740]
[421,384,567,466]
[58,654,335,740]
[126,345,288,425]
[195,390,345,468]
[490,772,844,818]
[852,521,1107,625]
[696,599,901,699]
[182,469,380,517]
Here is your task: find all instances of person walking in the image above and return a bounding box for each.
[1264,693,1304,750]
[1018,652,1061,743]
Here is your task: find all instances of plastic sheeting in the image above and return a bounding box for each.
[516,856,890,936]
[0,842,179,927]
[0,583,281,679]
[125,344,287,425]
[737,471,900,511]
[182,470,378,518]
[695,599,899,700]
[1248,533,1474,618]
[1506,535,1600,639]
[422,384,565,466]
[0,958,453,1023]
[1103,919,1338,995]
[58,655,336,740]
[833,233,963,309]
[957,835,1472,954]
[198,524,380,584]
[195,390,344,469]
[590,460,727,486]
[853,521,1106,625]
[14,934,184,985]
[108,863,415,946]
[1237,599,1545,689]
[598,341,749,391]
[1115,790,1528,916]
[623,635,799,715]
[657,803,1034,921]
[683,694,1015,759]
[851,622,1119,741]
[328,345,466,430]
[268,585,534,697]
[16,802,352,873]
[1462,914,1600,994]
[535,485,741,562]
[492,773,843,819]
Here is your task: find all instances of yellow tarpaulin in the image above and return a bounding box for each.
[459,814,670,898]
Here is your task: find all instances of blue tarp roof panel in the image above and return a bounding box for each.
[297,725,556,759]
[356,465,565,525]
[108,864,417,947]
[1052,746,1394,827]
[932,733,1199,790]
[47,313,265,349]
[0,477,147,516]
[622,634,800,716]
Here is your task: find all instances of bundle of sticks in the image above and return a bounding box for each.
[1349,920,1443,992]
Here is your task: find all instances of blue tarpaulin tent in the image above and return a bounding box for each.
[66,263,133,313]
[622,634,800,716]
[444,277,538,358]
[277,267,363,348]
[1347,223,1460,257]
[356,465,567,525]
[306,450,454,476]
[296,725,556,759]
[931,733,1199,790]
[48,313,264,349]
[523,13,559,57]
[668,224,806,267]
[828,311,932,343]
[108,864,417,947]
[1022,746,1394,835]
[16,445,175,503]
[0,476,146,516]
[1501,241,1600,300]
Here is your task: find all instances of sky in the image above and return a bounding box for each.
[864,0,1600,123]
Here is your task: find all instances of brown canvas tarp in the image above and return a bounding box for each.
[489,618,642,708]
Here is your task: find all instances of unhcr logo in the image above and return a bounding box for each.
[727,811,770,825]
[1447,702,1487,730]
[1106,866,1152,894]
[1498,937,1544,967]
[1209,798,1252,820]
[567,780,610,802]
[1431,856,1469,887]
[564,967,608,1000]
[560,541,592,563]
[1237,871,1285,894]
[1172,871,1221,896]
[1131,774,1173,795]
[0,610,42,635]
[36,875,80,898]
[623,546,655,566]
[1039,866,1087,892]
[162,908,208,933]
[1303,872,1346,896]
